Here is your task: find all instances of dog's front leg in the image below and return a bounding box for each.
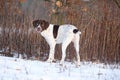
[41,31,56,63]
[47,43,56,63]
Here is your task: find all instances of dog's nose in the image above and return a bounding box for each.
[37,27,41,31]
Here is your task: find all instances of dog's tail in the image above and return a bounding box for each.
[73,29,81,35]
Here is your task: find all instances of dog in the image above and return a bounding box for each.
[33,19,81,66]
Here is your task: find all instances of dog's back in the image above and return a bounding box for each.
[55,24,80,44]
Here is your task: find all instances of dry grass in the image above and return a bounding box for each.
[0,0,119,63]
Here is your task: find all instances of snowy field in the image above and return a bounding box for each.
[0,56,120,80]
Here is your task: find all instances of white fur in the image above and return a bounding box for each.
[40,24,81,66]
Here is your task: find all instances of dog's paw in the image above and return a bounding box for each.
[59,60,64,66]
[59,63,63,66]
[46,58,56,63]
[46,59,53,63]
[76,63,80,68]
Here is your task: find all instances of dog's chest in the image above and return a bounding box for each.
[41,26,53,38]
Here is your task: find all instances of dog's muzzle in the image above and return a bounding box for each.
[36,27,42,32]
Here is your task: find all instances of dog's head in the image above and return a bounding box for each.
[33,19,49,32]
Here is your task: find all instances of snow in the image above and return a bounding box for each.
[0,56,120,80]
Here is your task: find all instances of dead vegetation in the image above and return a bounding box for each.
[0,0,120,63]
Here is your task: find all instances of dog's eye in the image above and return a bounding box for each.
[36,23,39,26]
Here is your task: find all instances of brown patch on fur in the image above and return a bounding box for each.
[39,20,49,31]
[53,25,59,38]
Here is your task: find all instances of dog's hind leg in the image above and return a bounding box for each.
[60,38,72,65]
[73,34,80,67]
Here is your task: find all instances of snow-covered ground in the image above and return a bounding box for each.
[0,56,120,80]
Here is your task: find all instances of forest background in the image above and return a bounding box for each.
[0,0,120,64]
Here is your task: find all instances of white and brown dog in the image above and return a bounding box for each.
[33,19,81,66]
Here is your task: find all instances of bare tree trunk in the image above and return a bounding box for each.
[113,0,120,9]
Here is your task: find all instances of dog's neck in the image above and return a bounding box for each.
[40,24,54,37]
[42,24,53,31]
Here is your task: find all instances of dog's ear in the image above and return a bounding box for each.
[40,20,49,30]
[44,20,49,28]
